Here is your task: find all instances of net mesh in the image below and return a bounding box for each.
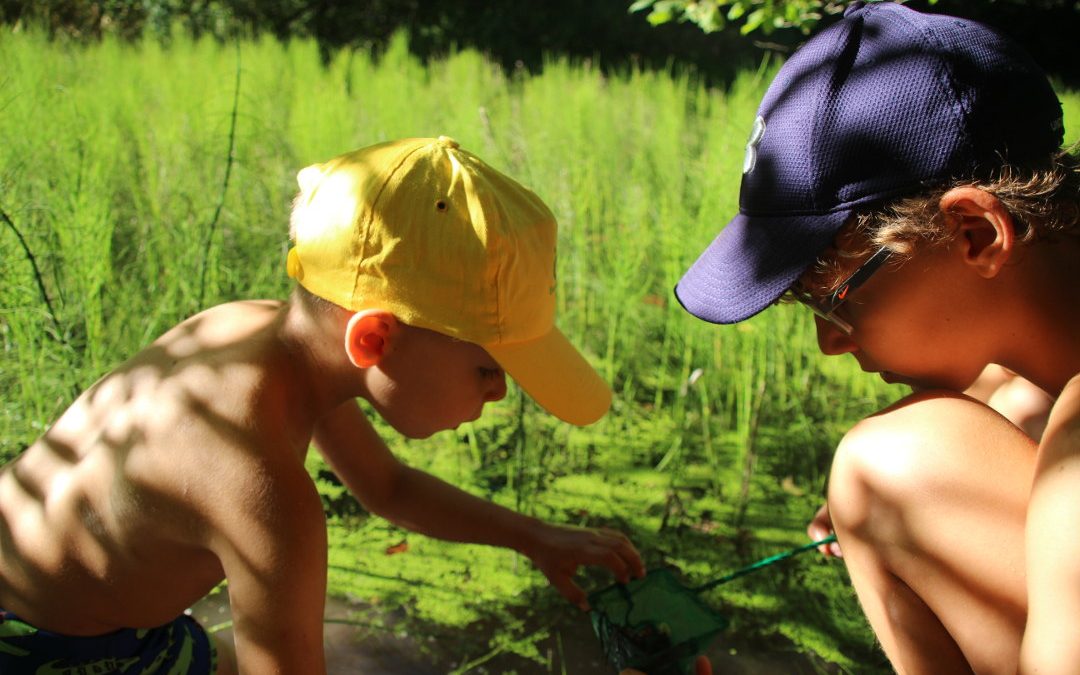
[588,568,728,675]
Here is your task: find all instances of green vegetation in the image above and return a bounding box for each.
[629,0,852,35]
[629,0,1077,36]
[3,29,1078,673]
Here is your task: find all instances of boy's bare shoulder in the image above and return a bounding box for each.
[116,298,314,477]
[152,299,285,358]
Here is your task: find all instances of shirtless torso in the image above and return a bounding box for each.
[0,300,327,663]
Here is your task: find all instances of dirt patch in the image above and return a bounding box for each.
[189,594,837,674]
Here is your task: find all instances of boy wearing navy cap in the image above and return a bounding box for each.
[677,2,1078,672]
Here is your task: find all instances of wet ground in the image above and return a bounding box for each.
[189,594,836,674]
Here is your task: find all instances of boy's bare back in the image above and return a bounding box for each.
[0,300,326,639]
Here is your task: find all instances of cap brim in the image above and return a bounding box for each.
[486,328,612,426]
[675,210,850,324]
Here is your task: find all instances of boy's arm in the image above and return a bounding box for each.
[1020,373,1080,674]
[312,399,644,608]
[208,452,330,674]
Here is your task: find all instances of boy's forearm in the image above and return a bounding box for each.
[312,401,549,554]
[363,464,546,555]
[321,423,644,607]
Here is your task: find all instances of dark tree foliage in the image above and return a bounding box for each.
[633,0,1080,84]
[907,0,1080,86]
[0,0,758,86]
[2,0,1078,85]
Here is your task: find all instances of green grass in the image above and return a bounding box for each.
[3,28,1078,673]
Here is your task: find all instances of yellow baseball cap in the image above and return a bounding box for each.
[286,136,612,426]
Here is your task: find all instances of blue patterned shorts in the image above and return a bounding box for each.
[0,608,216,674]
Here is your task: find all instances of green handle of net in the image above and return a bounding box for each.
[690,534,838,594]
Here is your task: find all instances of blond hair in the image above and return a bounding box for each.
[798,147,1080,296]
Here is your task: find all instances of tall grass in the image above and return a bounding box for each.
[0,29,900,474]
[3,28,1077,672]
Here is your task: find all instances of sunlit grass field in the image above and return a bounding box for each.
[3,29,1077,673]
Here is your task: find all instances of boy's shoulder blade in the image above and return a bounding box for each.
[131,298,313,477]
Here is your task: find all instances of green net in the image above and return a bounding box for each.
[587,535,837,674]
[588,568,728,675]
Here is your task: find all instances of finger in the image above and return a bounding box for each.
[615,536,646,579]
[596,548,632,583]
[807,519,830,540]
[574,539,631,582]
[597,528,639,554]
[695,655,713,675]
[807,523,834,556]
[811,530,839,557]
[550,573,589,611]
[592,530,643,580]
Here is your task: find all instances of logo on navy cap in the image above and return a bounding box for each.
[743,116,766,175]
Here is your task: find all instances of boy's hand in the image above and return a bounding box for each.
[524,523,645,610]
[807,502,842,558]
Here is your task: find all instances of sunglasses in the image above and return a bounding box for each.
[793,246,893,335]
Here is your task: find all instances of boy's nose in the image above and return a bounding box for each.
[815,316,858,356]
[484,372,508,402]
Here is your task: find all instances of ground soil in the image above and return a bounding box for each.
[189,594,838,674]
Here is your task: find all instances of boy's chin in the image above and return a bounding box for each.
[389,415,473,440]
[881,369,974,393]
[392,421,448,440]
[396,426,437,440]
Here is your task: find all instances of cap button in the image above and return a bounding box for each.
[437,135,460,149]
[843,1,866,17]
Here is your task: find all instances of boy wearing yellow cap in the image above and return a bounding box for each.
[0,136,643,674]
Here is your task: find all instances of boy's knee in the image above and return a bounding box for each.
[827,390,1010,542]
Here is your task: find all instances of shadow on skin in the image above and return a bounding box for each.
[0,309,305,629]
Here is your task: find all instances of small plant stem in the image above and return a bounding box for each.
[197,40,241,309]
[1,206,62,338]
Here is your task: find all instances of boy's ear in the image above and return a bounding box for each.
[344,310,399,369]
[939,186,1015,279]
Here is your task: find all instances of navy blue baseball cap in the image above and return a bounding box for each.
[675,1,1064,325]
